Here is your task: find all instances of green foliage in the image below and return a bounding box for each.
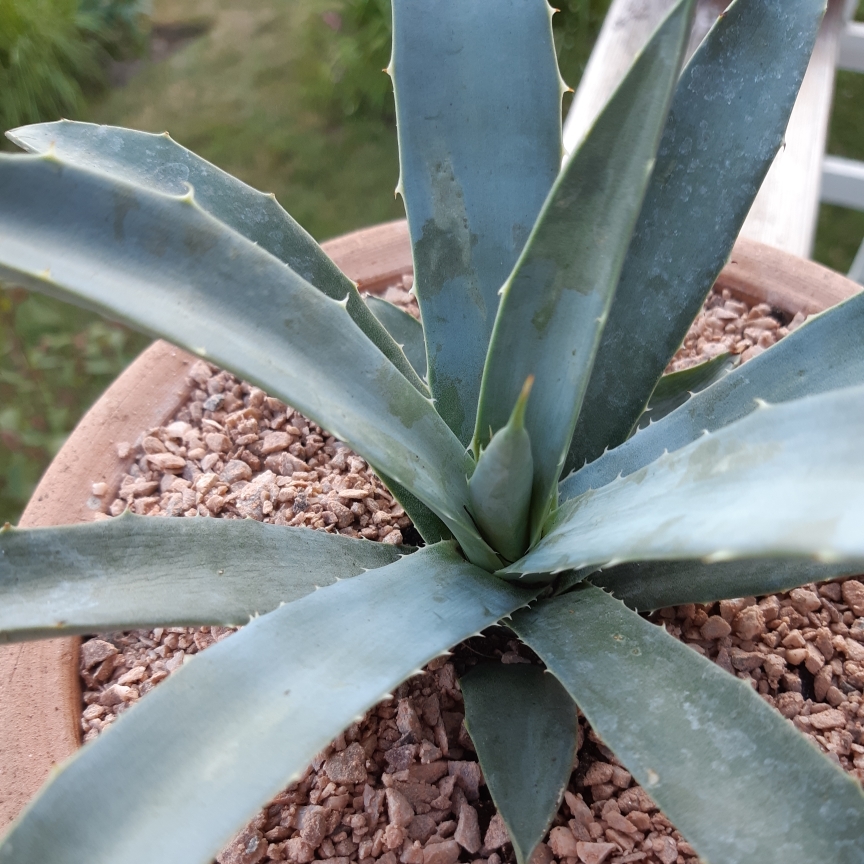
[316,0,611,122]
[552,0,612,102]
[461,664,578,864]
[0,0,150,523]
[0,0,148,135]
[814,69,864,274]
[0,289,146,521]
[77,0,151,61]
[0,0,97,132]
[513,587,864,864]
[469,377,536,562]
[3,1,864,862]
[328,0,395,120]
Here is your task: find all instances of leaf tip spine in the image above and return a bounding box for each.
[177,184,196,205]
[41,142,60,163]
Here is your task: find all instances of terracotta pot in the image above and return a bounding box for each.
[0,221,860,830]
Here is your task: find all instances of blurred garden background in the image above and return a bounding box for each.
[1,0,862,523]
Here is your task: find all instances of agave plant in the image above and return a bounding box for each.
[2,0,864,861]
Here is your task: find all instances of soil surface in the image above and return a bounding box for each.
[81,281,864,864]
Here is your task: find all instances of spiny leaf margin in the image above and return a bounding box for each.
[513,586,864,864]
[0,543,535,864]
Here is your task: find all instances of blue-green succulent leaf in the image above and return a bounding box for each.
[461,664,578,864]
[513,586,864,864]
[506,384,864,576]
[391,0,562,444]
[590,557,864,611]
[476,0,695,543]
[0,514,411,641]
[635,353,736,432]
[561,288,864,502]
[6,120,426,394]
[468,378,534,562]
[0,155,500,569]
[366,295,427,380]
[565,0,828,472]
[0,543,535,864]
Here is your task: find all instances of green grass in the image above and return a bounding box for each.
[89,0,405,241]
[1,0,407,522]
[0,292,148,519]
[814,66,864,275]
[0,0,861,523]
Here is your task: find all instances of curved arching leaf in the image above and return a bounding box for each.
[366,295,427,380]
[461,664,578,864]
[0,154,499,570]
[392,0,562,444]
[560,289,864,502]
[565,0,827,472]
[635,353,736,432]
[0,543,535,864]
[475,0,695,542]
[589,556,864,611]
[513,587,864,864]
[7,121,426,394]
[506,385,864,577]
[0,514,410,641]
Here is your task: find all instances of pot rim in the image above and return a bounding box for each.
[0,221,860,829]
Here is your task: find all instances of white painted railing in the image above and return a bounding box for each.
[564,0,864,275]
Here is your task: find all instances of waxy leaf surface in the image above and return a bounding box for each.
[566,0,828,471]
[590,556,864,611]
[514,587,864,864]
[461,664,578,864]
[366,295,427,380]
[392,0,561,444]
[507,385,864,576]
[476,0,694,541]
[0,155,499,569]
[635,353,735,432]
[0,514,407,641]
[7,121,426,392]
[561,289,864,502]
[0,543,533,864]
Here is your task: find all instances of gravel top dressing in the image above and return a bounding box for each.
[80,280,864,864]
